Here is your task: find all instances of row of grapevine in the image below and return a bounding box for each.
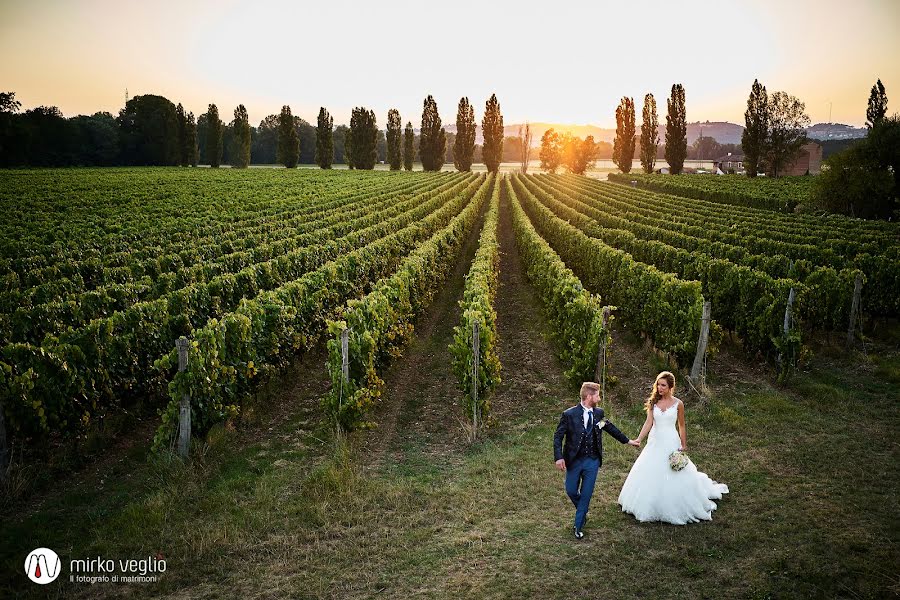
[1,175,468,345]
[505,177,615,382]
[322,175,494,431]
[1,175,482,443]
[449,177,501,427]
[520,175,802,361]
[508,175,706,366]
[528,175,855,332]
[152,175,491,447]
[609,173,896,240]
[563,177,899,317]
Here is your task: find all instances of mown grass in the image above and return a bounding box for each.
[2,320,898,598]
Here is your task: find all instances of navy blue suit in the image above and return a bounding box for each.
[554,404,630,531]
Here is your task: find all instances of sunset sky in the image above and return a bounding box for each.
[1,0,898,129]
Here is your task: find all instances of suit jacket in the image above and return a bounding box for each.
[554,405,630,468]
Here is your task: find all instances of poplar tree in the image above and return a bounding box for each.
[640,93,658,174]
[453,97,476,171]
[866,79,888,128]
[613,96,636,173]
[175,103,187,166]
[185,112,198,166]
[205,103,223,167]
[481,93,504,173]
[742,79,769,177]
[664,84,687,174]
[232,104,251,168]
[350,106,377,170]
[403,121,414,171]
[315,107,333,169]
[386,108,402,170]
[277,105,299,168]
[419,95,446,171]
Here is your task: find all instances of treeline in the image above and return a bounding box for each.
[0,91,510,171]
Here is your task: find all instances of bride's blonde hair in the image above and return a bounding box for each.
[644,371,676,412]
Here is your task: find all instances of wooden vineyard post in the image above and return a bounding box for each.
[595,307,611,402]
[340,328,349,410]
[847,272,863,347]
[690,301,712,387]
[783,287,796,336]
[175,337,191,458]
[472,319,480,436]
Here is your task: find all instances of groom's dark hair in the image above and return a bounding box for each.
[580,382,600,400]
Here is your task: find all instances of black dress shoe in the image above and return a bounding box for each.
[573,527,584,540]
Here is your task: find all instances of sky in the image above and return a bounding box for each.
[1,0,898,129]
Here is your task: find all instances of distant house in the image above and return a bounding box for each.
[781,141,823,175]
[713,152,744,174]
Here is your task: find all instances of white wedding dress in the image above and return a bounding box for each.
[617,399,729,524]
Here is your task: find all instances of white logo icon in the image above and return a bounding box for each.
[25,547,61,584]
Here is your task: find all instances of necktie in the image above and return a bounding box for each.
[586,411,593,431]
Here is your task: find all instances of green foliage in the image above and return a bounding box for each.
[640,93,658,174]
[184,113,198,166]
[812,143,896,219]
[866,79,888,129]
[453,97,476,172]
[613,96,636,173]
[232,105,251,169]
[324,175,493,430]
[481,94,504,173]
[350,107,377,170]
[742,79,769,177]
[449,179,501,426]
[539,128,562,174]
[386,109,402,171]
[315,107,334,169]
[403,122,414,171]
[419,95,446,172]
[205,104,223,168]
[506,178,615,382]
[277,105,299,168]
[766,91,810,177]
[117,94,180,166]
[665,84,687,174]
[175,103,188,166]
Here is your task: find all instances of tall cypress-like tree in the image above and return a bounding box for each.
[419,95,446,171]
[205,104,223,167]
[315,107,334,169]
[482,94,504,173]
[866,79,888,128]
[386,108,402,170]
[403,121,414,171]
[613,96,636,173]
[232,104,251,168]
[350,107,377,170]
[185,112,198,166]
[175,103,188,166]
[742,79,769,177]
[664,84,687,174]
[453,97,476,171]
[277,105,299,168]
[640,93,658,174]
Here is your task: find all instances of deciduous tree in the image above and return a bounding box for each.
[665,84,687,174]
[316,107,334,169]
[481,93,504,173]
[386,108,402,170]
[453,97,476,171]
[640,93,658,174]
[613,96,636,173]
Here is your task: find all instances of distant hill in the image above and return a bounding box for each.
[444,120,866,146]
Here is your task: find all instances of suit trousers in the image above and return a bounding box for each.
[565,455,600,530]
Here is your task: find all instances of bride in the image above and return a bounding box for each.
[618,371,729,524]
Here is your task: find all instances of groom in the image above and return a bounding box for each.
[554,382,639,539]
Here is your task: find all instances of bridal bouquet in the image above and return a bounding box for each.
[668,450,688,471]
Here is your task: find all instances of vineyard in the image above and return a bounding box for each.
[610,172,820,212]
[1,167,899,598]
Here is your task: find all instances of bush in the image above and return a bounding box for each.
[812,144,896,220]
